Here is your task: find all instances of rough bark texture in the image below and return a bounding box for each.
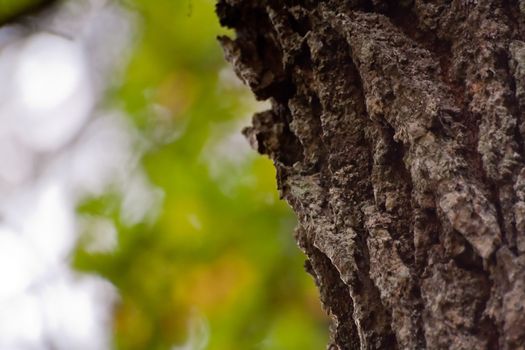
[217,1,525,349]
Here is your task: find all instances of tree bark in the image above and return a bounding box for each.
[217,1,525,349]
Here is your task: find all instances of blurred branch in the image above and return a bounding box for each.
[0,0,56,24]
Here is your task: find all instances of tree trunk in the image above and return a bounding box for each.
[217,1,525,349]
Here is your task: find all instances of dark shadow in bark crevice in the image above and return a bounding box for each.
[299,230,362,349]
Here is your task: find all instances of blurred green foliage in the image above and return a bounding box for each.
[75,0,328,349]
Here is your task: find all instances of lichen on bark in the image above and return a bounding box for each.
[217,1,525,349]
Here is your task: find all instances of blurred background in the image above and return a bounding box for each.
[0,0,328,349]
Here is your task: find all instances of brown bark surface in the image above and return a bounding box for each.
[217,1,525,349]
